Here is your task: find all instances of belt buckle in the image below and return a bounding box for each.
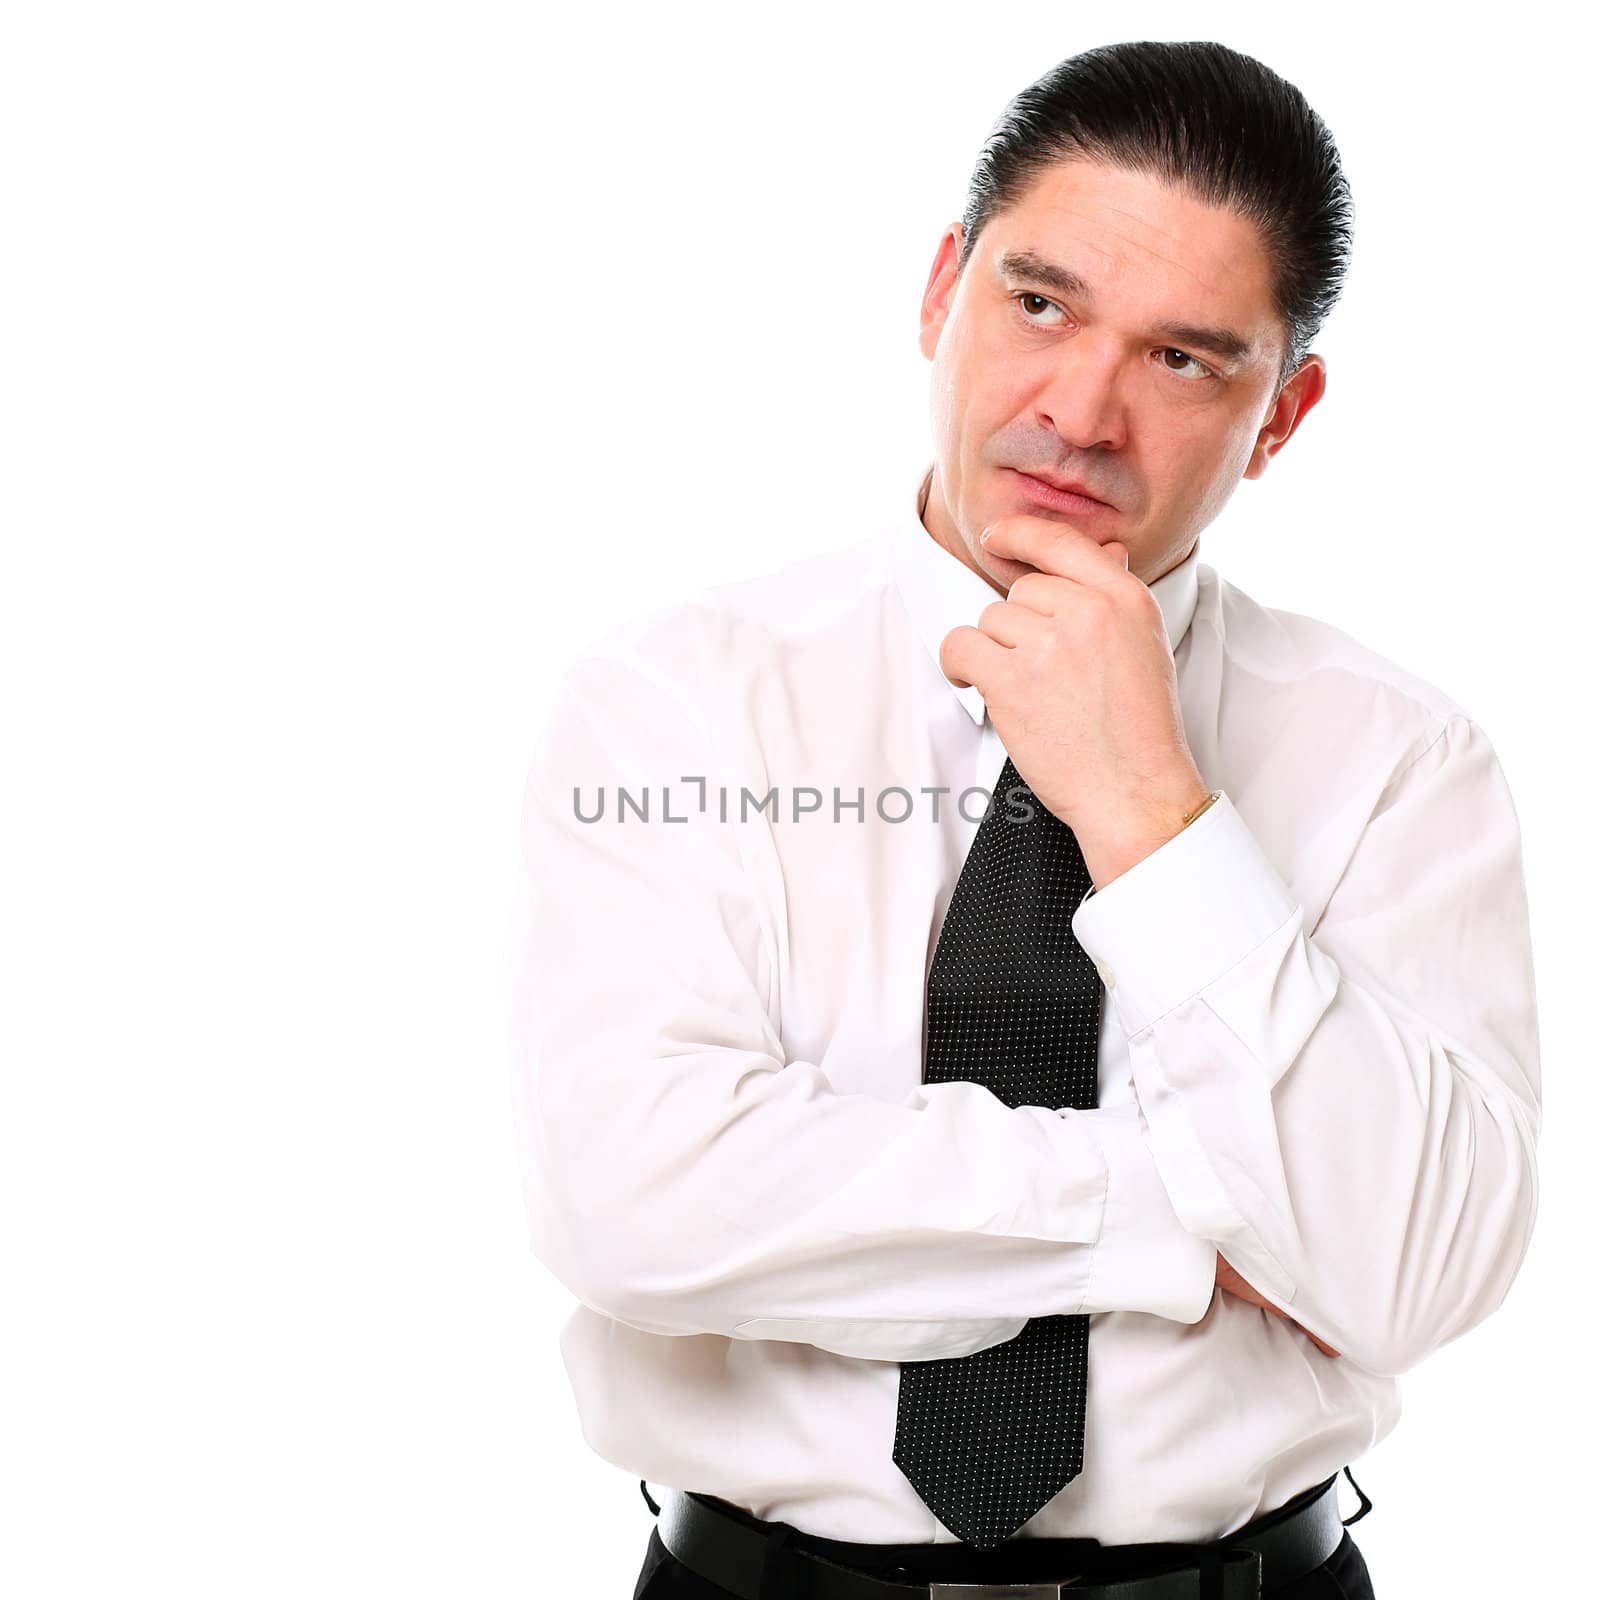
[928,1584,1079,1597]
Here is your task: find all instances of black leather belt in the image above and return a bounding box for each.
[647,1469,1370,1600]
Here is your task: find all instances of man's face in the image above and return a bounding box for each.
[918,156,1325,592]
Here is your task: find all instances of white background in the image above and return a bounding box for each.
[2,3,1590,1595]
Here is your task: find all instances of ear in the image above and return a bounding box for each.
[1243,354,1327,480]
[918,225,964,362]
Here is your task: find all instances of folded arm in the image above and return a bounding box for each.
[508,641,1217,1362]
[1070,712,1542,1377]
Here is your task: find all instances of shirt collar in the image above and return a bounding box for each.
[890,461,1202,725]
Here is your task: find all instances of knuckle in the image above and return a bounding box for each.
[1082,587,1117,629]
[1010,573,1047,609]
[1128,575,1160,614]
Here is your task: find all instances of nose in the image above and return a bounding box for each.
[1034,334,1127,453]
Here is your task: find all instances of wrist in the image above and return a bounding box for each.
[1075,781,1216,890]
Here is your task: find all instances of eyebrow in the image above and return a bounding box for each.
[996,248,1256,366]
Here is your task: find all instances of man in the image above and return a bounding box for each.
[509,39,1540,1600]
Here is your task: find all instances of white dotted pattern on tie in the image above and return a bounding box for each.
[892,754,1102,1550]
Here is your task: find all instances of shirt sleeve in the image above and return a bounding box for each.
[1069,713,1542,1377]
[507,640,1217,1363]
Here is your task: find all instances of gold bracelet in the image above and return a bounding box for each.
[1181,790,1221,829]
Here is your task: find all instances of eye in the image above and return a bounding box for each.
[1013,291,1067,327]
[1159,347,1215,382]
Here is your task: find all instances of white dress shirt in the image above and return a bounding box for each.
[508,461,1541,1546]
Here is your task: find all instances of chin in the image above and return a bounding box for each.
[981,550,1035,589]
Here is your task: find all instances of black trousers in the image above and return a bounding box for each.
[631,1512,1377,1600]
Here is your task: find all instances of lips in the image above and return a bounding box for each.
[1004,467,1117,516]
[1013,468,1110,506]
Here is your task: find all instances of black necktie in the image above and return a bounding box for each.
[891,751,1102,1549]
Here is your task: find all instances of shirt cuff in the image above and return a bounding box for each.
[1069,791,1299,1038]
[1078,1100,1217,1323]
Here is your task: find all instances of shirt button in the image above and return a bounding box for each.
[1094,960,1116,989]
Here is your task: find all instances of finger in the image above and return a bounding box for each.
[976,599,1048,648]
[1297,1324,1342,1358]
[982,514,1130,586]
[1269,1302,1341,1358]
[939,623,1008,691]
[1005,570,1067,616]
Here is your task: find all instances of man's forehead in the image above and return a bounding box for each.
[1009,158,1268,266]
[988,162,1274,305]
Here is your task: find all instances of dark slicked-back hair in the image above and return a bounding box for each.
[957,40,1353,398]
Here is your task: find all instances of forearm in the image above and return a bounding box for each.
[513,892,1216,1360]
